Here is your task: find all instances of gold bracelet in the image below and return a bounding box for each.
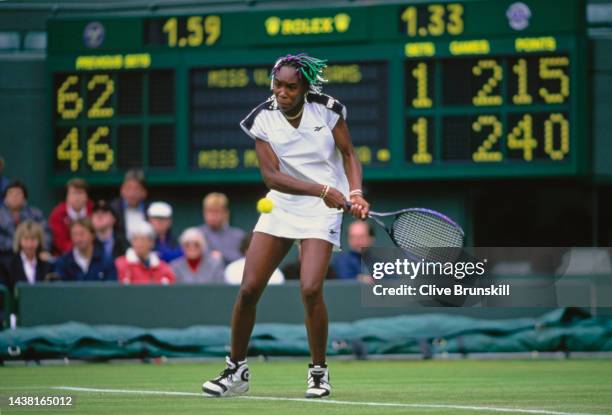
[349,189,363,197]
[322,186,330,199]
[319,185,329,198]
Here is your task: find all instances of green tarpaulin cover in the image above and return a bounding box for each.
[1,308,610,360]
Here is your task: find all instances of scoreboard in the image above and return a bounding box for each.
[47,0,587,184]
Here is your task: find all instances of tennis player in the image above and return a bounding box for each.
[202,53,369,399]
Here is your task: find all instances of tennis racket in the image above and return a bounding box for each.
[345,202,465,261]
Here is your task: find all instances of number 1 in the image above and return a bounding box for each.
[163,17,178,47]
[512,59,532,105]
[401,7,417,37]
[411,62,432,108]
[411,117,432,164]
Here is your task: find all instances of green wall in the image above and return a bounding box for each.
[15,281,568,328]
[592,37,612,180]
[0,56,59,214]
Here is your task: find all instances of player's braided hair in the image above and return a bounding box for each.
[270,53,328,93]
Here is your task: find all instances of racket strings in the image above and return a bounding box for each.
[392,211,464,261]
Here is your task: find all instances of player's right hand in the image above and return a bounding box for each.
[323,187,346,210]
[349,194,369,219]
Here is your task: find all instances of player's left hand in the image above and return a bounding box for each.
[349,195,369,219]
[323,186,346,210]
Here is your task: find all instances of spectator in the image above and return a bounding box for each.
[53,218,117,281]
[110,169,148,242]
[0,156,9,196]
[0,181,50,257]
[91,200,129,260]
[116,221,175,285]
[282,242,336,280]
[148,201,182,263]
[171,227,224,284]
[331,220,375,281]
[198,192,245,264]
[224,232,284,285]
[49,178,93,255]
[0,221,52,293]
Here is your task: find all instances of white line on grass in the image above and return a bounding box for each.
[53,386,602,415]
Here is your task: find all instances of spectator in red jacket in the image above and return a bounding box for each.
[115,221,175,285]
[49,178,92,256]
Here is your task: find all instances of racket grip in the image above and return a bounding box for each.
[344,201,352,210]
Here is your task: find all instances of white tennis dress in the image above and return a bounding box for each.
[240,92,350,247]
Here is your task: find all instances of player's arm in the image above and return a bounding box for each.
[254,138,324,198]
[332,117,369,219]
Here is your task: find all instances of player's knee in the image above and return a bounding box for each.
[238,281,262,307]
[300,282,323,305]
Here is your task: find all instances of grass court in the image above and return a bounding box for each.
[1,359,611,414]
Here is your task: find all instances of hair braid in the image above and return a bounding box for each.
[270,53,328,93]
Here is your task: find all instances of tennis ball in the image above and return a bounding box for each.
[257,197,274,214]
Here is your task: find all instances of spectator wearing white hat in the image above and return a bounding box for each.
[171,227,224,284]
[147,201,182,263]
[115,221,176,285]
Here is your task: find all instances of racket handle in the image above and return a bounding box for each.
[345,201,365,213]
[345,200,375,218]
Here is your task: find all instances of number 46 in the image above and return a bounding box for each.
[57,127,114,172]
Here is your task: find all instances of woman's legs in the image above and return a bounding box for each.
[299,238,333,365]
[230,232,293,361]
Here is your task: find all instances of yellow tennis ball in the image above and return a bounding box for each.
[257,197,274,214]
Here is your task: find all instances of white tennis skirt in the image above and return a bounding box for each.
[253,206,343,249]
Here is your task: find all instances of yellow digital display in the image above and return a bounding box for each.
[400,3,464,38]
[144,16,221,48]
[53,70,176,173]
[405,52,572,165]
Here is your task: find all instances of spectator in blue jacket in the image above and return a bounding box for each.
[54,218,117,281]
[331,220,375,281]
[147,201,182,263]
[0,181,50,257]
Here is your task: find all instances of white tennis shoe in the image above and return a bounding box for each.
[305,363,331,398]
[202,356,250,397]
